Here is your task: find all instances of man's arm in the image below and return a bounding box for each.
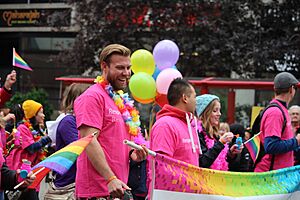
[79,125,130,198]
[264,134,300,154]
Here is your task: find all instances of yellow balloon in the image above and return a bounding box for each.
[132,94,154,104]
[131,49,155,75]
[129,72,156,101]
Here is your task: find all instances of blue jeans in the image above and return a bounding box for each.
[0,191,4,200]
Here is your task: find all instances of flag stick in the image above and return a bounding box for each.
[14,167,46,190]
[124,140,156,157]
[244,131,261,145]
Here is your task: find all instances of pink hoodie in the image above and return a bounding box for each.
[150,104,200,166]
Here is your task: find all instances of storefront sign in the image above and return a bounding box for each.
[1,8,71,27]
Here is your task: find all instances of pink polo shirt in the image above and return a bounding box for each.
[255,99,294,172]
[74,84,130,198]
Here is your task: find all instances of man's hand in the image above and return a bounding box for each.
[16,170,36,187]
[107,178,131,199]
[4,70,17,90]
[2,113,15,122]
[130,145,148,162]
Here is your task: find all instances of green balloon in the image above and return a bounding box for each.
[129,72,156,100]
[131,49,155,75]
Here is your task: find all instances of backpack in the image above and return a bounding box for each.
[251,102,287,171]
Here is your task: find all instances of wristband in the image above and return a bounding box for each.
[107,175,117,184]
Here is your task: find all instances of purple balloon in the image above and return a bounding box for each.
[153,40,180,70]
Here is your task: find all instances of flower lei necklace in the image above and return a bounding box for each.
[203,130,229,171]
[94,76,141,137]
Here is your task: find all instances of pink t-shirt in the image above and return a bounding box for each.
[6,124,36,170]
[255,99,294,172]
[74,84,130,198]
[150,113,199,166]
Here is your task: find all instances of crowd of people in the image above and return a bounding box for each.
[0,44,299,200]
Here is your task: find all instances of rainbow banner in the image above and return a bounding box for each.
[244,133,260,163]
[12,48,33,71]
[28,133,95,188]
[151,154,300,200]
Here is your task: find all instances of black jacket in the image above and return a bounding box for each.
[227,139,254,172]
[198,130,225,168]
[1,162,17,190]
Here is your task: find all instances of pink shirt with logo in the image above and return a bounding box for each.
[255,99,294,172]
[74,84,130,198]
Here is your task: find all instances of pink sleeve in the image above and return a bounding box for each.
[261,108,284,138]
[74,93,104,130]
[18,124,35,149]
[0,87,12,108]
[150,122,177,157]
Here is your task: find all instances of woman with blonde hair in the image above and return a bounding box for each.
[196,94,243,171]
[44,83,90,200]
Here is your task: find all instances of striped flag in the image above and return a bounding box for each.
[12,48,33,71]
[28,133,95,189]
[151,153,300,200]
[244,133,261,163]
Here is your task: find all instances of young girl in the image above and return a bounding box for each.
[196,94,243,171]
[219,122,230,136]
[5,100,51,200]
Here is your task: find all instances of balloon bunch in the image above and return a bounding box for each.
[129,40,182,107]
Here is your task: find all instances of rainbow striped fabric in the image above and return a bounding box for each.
[12,48,32,71]
[244,133,260,163]
[28,134,94,188]
[152,153,300,200]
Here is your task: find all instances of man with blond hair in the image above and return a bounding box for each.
[74,44,147,199]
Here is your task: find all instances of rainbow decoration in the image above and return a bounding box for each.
[12,48,33,71]
[28,133,95,189]
[152,154,300,199]
[244,133,260,163]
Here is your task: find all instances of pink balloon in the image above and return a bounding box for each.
[156,68,183,94]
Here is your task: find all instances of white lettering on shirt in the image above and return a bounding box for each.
[109,108,121,115]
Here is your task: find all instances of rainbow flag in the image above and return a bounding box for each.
[151,154,300,200]
[28,133,95,188]
[12,48,32,71]
[244,133,260,163]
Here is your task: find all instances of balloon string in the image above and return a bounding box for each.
[148,103,156,137]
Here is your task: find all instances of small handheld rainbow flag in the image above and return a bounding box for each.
[12,48,33,71]
[244,132,261,163]
[27,132,96,189]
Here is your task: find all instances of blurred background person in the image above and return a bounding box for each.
[218,122,230,136]
[5,100,51,200]
[44,83,90,200]
[288,105,300,135]
[0,70,16,108]
[229,123,253,172]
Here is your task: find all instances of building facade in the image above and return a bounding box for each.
[0,0,78,108]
